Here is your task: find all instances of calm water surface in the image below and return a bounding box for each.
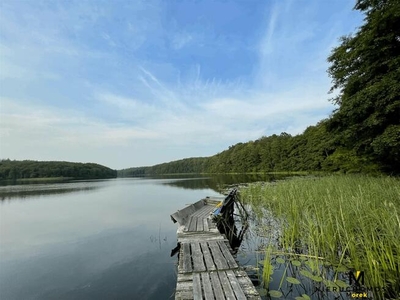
[0,175,277,300]
[0,178,224,300]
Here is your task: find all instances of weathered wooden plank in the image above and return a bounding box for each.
[199,205,214,218]
[192,205,208,218]
[200,242,216,271]
[203,217,209,232]
[191,208,202,218]
[210,271,225,300]
[200,205,211,215]
[226,270,246,300]
[235,269,261,298]
[191,242,206,272]
[185,216,193,232]
[178,246,184,272]
[192,204,212,220]
[177,273,192,282]
[198,206,207,217]
[205,197,224,204]
[192,273,203,300]
[218,241,238,269]
[176,281,193,291]
[176,280,194,299]
[188,216,197,232]
[171,199,205,225]
[178,235,226,244]
[196,217,204,231]
[178,233,224,240]
[217,271,236,300]
[173,196,261,300]
[195,210,205,220]
[175,291,193,300]
[182,243,192,273]
[178,232,226,242]
[201,272,214,300]
[178,232,221,238]
[209,241,229,270]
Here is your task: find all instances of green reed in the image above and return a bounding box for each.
[240,175,400,296]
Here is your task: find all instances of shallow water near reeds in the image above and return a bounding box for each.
[237,208,363,300]
[0,174,285,300]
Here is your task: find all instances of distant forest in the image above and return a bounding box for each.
[120,0,399,177]
[119,121,385,176]
[0,160,117,180]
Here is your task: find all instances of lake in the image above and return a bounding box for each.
[0,174,277,300]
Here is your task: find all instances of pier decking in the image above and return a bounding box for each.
[171,195,261,300]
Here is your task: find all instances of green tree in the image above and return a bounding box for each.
[327,0,400,173]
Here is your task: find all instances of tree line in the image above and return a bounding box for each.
[119,120,380,176]
[120,0,399,177]
[0,160,117,180]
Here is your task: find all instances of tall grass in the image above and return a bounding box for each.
[240,175,400,297]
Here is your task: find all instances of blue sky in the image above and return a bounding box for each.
[0,0,363,169]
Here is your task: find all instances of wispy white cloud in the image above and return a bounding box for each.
[259,3,279,57]
[0,75,333,168]
[0,0,364,168]
[0,98,160,147]
[172,32,193,50]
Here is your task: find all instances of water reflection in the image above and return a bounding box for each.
[1,175,302,300]
[0,226,177,300]
[0,186,100,200]
[160,173,289,192]
[0,174,293,200]
[0,178,222,300]
[0,181,107,200]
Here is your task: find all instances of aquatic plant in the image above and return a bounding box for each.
[240,175,400,299]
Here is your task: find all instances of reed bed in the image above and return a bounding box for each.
[240,175,400,298]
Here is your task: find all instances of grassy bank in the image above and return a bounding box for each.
[240,175,400,298]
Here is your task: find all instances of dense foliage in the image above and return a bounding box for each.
[0,160,117,180]
[121,0,399,176]
[118,157,210,177]
[327,0,400,172]
[119,120,382,176]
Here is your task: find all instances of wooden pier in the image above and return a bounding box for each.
[170,192,261,300]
